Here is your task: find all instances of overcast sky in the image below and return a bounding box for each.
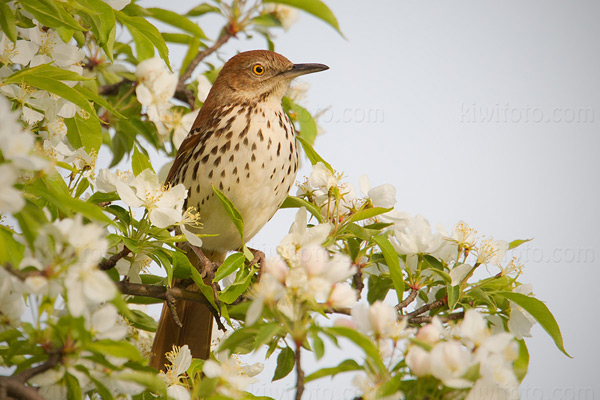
[140,1,600,397]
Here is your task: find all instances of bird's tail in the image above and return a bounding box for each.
[149,249,225,371]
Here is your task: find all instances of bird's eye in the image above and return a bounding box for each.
[252,64,265,75]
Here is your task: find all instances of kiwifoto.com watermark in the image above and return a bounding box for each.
[311,106,385,124]
[460,103,595,124]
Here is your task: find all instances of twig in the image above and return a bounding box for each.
[115,281,225,331]
[165,292,182,328]
[99,247,131,271]
[0,352,61,400]
[294,340,305,400]
[97,79,134,96]
[175,31,233,108]
[407,312,464,325]
[406,299,447,318]
[396,289,419,311]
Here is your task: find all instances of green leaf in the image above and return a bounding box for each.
[116,11,170,66]
[181,254,218,311]
[0,3,17,43]
[161,32,195,44]
[116,371,167,397]
[309,331,324,360]
[0,226,25,266]
[212,185,244,244]
[80,0,116,60]
[254,323,284,349]
[372,236,404,304]
[213,253,245,282]
[280,196,324,223]
[289,100,317,144]
[326,326,387,374]
[264,0,342,35]
[65,372,82,400]
[367,275,392,304]
[218,268,254,304]
[86,339,144,362]
[127,309,158,332]
[508,238,533,250]
[181,36,202,77]
[499,291,571,357]
[186,3,221,16]
[514,339,529,382]
[4,64,91,83]
[131,145,154,175]
[272,346,295,381]
[346,207,393,224]
[65,113,103,154]
[20,0,84,31]
[295,135,333,172]
[305,359,360,382]
[447,284,460,311]
[219,327,257,354]
[147,8,207,38]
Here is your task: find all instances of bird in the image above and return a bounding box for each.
[149,50,328,370]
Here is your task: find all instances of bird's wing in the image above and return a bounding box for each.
[165,127,203,185]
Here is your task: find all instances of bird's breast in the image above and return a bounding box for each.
[180,102,298,252]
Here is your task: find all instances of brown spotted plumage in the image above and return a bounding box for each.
[150,50,328,370]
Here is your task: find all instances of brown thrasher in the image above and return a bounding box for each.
[150,50,328,370]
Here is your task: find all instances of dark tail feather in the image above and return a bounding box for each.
[149,297,213,370]
[149,248,225,371]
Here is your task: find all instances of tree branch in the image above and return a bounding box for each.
[99,247,131,271]
[0,352,61,400]
[405,299,447,318]
[97,79,134,96]
[175,31,233,108]
[407,312,464,325]
[115,281,225,331]
[396,289,419,311]
[294,341,305,400]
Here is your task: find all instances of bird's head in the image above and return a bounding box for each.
[207,50,328,103]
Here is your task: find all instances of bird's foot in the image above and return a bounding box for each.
[247,247,266,280]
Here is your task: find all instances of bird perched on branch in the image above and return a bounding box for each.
[150,50,328,370]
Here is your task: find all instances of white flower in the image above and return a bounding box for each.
[203,352,261,398]
[90,304,127,341]
[392,215,443,270]
[246,273,286,325]
[153,107,198,149]
[415,317,444,344]
[449,263,473,286]
[0,96,47,170]
[97,168,187,228]
[308,162,337,191]
[0,268,26,331]
[328,283,357,308]
[264,4,300,30]
[102,0,131,10]
[0,32,38,66]
[351,301,398,339]
[196,74,212,102]
[352,372,402,400]
[160,345,192,400]
[440,220,478,250]
[476,238,508,265]
[459,309,490,348]
[135,58,177,121]
[0,164,24,213]
[507,284,536,339]
[429,341,473,389]
[277,207,331,261]
[26,27,85,68]
[406,346,431,377]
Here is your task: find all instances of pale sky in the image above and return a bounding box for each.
[139,1,600,397]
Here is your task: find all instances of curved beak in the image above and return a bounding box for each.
[281,63,329,79]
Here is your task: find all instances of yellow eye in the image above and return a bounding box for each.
[252,64,265,75]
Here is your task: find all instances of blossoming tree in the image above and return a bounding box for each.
[0,1,568,399]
